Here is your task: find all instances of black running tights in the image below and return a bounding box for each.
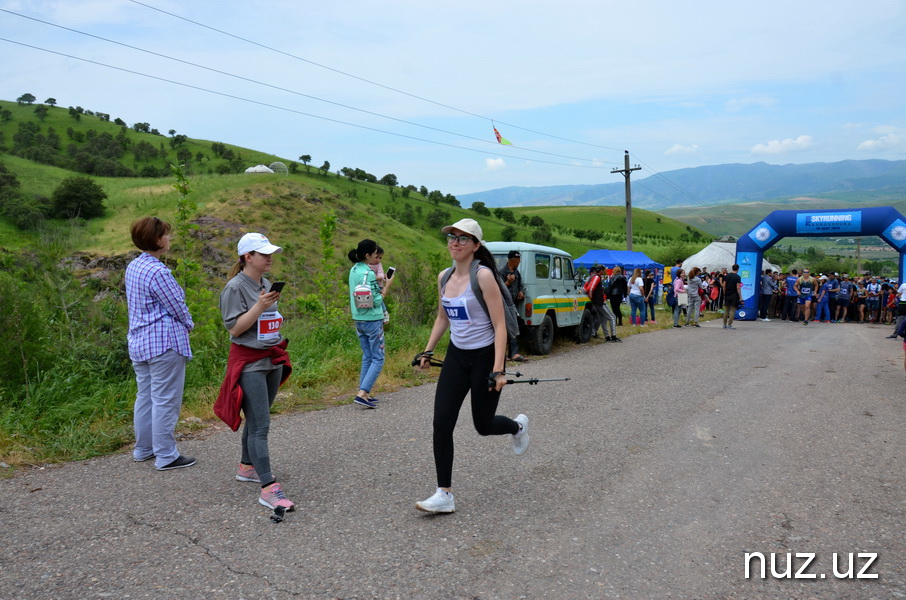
[432,342,519,488]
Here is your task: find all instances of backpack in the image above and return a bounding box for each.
[666,283,677,308]
[353,273,374,309]
[440,260,520,339]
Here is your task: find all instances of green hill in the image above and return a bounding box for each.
[0,97,710,468]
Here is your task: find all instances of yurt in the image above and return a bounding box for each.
[682,242,779,273]
[245,164,275,174]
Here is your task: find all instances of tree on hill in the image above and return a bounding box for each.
[319,160,330,175]
[34,105,49,121]
[299,155,311,171]
[470,201,491,216]
[50,176,107,219]
[380,173,398,187]
[17,93,36,105]
[45,98,57,107]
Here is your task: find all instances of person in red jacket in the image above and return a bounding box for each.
[217,233,294,512]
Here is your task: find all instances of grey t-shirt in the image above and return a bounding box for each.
[220,271,284,372]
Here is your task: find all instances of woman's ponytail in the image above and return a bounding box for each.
[348,239,378,264]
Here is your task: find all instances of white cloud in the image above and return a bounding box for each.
[751,135,813,155]
[857,132,903,151]
[665,143,700,155]
[484,158,506,171]
[724,97,775,112]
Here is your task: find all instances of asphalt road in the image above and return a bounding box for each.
[1,318,903,600]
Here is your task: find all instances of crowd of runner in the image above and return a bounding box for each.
[756,269,902,325]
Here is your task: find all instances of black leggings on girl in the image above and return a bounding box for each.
[239,367,282,487]
[432,342,519,488]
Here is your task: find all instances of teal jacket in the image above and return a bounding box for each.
[348,262,384,321]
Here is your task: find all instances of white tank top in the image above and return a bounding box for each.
[442,267,495,350]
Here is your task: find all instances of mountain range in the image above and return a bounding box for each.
[459,159,906,210]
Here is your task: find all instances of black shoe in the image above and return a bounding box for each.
[133,454,155,463]
[156,455,196,471]
[611,336,622,342]
[673,324,682,328]
[353,396,377,409]
[887,335,898,339]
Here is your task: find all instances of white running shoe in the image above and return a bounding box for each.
[761,318,771,322]
[512,414,530,455]
[415,488,455,513]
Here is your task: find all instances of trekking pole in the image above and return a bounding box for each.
[411,351,444,368]
[489,371,571,387]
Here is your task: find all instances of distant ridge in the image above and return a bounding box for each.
[460,159,906,209]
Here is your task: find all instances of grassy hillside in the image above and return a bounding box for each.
[0,98,715,468]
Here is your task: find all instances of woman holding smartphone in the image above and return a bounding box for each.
[348,239,393,409]
[216,232,294,512]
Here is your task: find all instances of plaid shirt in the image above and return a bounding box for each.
[125,253,194,362]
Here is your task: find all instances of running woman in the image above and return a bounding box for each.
[415,218,529,514]
[798,269,816,325]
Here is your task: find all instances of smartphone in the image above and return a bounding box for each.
[386,267,396,279]
[269,281,286,294]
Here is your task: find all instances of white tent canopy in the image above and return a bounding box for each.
[682,242,780,273]
[245,164,274,173]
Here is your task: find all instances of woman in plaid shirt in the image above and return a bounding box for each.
[125,217,195,471]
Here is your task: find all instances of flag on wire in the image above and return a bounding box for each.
[493,126,512,145]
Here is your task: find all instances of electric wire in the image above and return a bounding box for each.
[1,7,619,168]
[0,37,616,171]
[126,0,627,155]
[122,1,705,201]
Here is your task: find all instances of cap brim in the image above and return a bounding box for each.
[258,244,282,254]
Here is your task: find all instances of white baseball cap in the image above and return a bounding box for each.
[237,232,282,256]
[442,218,483,242]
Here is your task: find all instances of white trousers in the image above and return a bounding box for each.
[132,350,187,468]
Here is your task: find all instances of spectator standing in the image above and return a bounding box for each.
[499,250,526,362]
[608,266,627,326]
[125,216,195,471]
[586,266,619,342]
[643,269,658,324]
[685,267,704,327]
[722,264,742,330]
[672,269,687,328]
[627,268,647,326]
[759,268,774,321]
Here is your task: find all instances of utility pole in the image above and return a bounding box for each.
[612,150,641,250]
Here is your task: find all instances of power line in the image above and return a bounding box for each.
[127,0,628,156]
[0,37,618,172]
[1,7,619,168]
[122,2,708,198]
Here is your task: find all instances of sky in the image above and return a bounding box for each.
[1,0,905,196]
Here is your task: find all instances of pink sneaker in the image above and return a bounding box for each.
[259,482,295,511]
[236,463,260,483]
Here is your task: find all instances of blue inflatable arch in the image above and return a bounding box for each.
[734,207,906,321]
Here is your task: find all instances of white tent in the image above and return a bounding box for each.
[682,242,780,273]
[245,164,274,174]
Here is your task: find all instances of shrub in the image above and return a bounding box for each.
[50,176,107,219]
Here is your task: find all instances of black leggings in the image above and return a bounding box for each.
[433,342,519,488]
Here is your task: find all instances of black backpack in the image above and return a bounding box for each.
[440,260,520,338]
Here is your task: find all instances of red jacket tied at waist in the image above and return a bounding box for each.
[214,339,292,431]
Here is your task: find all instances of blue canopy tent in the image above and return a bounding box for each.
[573,249,664,275]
